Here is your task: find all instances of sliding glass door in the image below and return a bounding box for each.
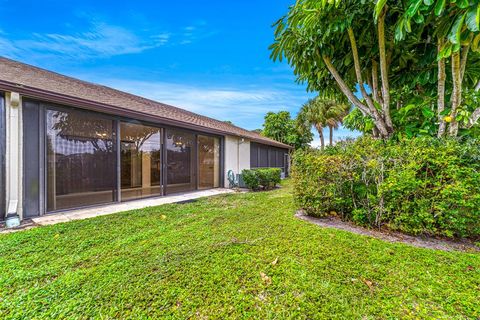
[46,109,116,211]
[42,104,222,213]
[198,135,220,189]
[165,129,196,194]
[120,122,162,201]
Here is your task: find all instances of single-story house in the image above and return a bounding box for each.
[0,57,291,223]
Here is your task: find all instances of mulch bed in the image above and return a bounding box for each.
[295,210,480,253]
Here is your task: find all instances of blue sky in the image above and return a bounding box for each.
[0,0,357,146]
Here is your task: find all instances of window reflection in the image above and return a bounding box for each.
[120,122,161,201]
[46,109,115,211]
[198,135,220,189]
[166,129,195,194]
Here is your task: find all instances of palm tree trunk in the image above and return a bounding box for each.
[316,125,325,150]
[329,125,333,146]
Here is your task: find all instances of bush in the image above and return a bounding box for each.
[292,136,480,238]
[242,168,282,191]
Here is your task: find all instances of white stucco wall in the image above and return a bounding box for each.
[224,136,250,186]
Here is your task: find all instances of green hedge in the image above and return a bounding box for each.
[292,136,480,238]
[242,168,282,191]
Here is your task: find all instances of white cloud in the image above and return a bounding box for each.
[0,18,215,61]
[94,78,306,128]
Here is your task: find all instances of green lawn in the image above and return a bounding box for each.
[0,181,479,319]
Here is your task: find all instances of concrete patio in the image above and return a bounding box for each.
[2,188,236,232]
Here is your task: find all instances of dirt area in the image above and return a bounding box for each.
[295,210,480,252]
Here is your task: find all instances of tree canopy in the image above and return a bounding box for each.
[262,111,313,149]
[270,0,480,139]
[297,96,349,149]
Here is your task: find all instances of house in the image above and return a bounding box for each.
[0,57,291,223]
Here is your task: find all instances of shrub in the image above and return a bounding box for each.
[292,136,480,238]
[242,168,282,191]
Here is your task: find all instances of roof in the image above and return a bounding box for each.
[0,57,291,149]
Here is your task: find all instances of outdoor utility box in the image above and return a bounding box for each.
[236,174,246,188]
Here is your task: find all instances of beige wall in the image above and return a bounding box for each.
[224,135,250,186]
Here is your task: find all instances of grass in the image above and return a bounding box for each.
[0,180,479,319]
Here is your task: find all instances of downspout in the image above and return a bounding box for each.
[5,92,21,227]
[237,137,245,173]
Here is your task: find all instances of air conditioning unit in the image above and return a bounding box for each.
[236,174,246,188]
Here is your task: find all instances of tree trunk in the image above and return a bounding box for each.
[437,39,447,138]
[322,55,390,138]
[372,60,381,104]
[469,108,480,127]
[377,7,394,135]
[329,125,333,146]
[449,51,462,136]
[348,28,376,113]
[317,125,325,150]
[460,35,472,83]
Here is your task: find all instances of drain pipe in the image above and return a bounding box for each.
[237,137,245,173]
[5,92,21,228]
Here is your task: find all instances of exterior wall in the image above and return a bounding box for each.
[0,93,5,220]
[224,136,250,185]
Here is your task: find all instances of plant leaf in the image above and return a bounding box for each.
[434,0,446,16]
[407,0,423,17]
[465,5,480,32]
[375,0,387,19]
[448,13,466,44]
[457,0,469,9]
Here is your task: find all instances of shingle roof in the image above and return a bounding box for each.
[0,57,291,149]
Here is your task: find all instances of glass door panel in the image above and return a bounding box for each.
[166,129,195,194]
[120,122,161,201]
[198,135,220,189]
[46,109,116,211]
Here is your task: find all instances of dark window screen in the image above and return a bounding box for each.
[23,100,41,217]
[269,148,277,167]
[250,143,258,167]
[277,150,285,168]
[46,109,116,211]
[259,146,268,167]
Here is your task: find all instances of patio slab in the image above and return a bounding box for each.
[25,188,236,227]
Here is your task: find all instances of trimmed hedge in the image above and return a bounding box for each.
[242,168,282,191]
[292,136,480,238]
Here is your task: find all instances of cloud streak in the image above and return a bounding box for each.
[95,78,306,128]
[0,19,215,61]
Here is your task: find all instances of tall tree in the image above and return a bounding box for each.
[262,111,313,149]
[270,0,480,139]
[395,0,480,137]
[271,0,399,138]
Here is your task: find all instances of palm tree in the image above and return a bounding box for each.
[297,97,349,149]
[322,99,350,146]
[297,98,326,149]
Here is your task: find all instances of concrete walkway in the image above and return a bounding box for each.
[28,188,236,227]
